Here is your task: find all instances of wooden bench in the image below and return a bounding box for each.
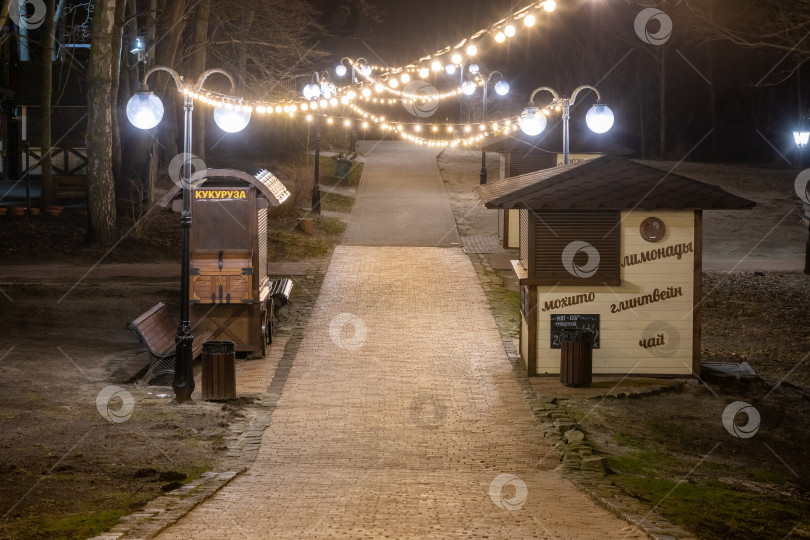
[54,176,87,201]
[126,302,215,385]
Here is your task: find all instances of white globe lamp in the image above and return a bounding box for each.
[585,103,614,134]
[126,91,164,130]
[494,80,510,96]
[518,107,547,136]
[213,105,251,133]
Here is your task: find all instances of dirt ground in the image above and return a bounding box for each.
[438,149,810,538]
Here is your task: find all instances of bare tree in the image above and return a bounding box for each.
[40,0,56,207]
[86,0,117,244]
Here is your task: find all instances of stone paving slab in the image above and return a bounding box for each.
[461,234,500,254]
[156,246,643,539]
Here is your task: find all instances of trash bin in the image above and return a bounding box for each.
[560,328,594,387]
[201,340,236,400]
[335,158,352,180]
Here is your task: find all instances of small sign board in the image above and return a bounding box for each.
[550,314,600,349]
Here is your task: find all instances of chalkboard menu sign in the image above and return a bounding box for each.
[550,314,600,349]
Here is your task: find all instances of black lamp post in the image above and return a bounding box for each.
[127,66,248,403]
[480,71,509,184]
[304,73,333,214]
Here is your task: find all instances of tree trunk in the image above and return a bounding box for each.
[190,0,211,159]
[110,0,126,182]
[86,0,117,245]
[40,0,55,207]
[658,47,668,158]
[0,0,10,24]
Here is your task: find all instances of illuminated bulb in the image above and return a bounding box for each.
[320,99,328,108]
[451,53,463,64]
[362,121,369,128]
[329,97,338,106]
[310,102,318,110]
[306,114,313,121]
[461,81,476,96]
[419,67,430,78]
[415,125,422,132]
[375,83,385,93]
[283,105,290,113]
[335,64,347,77]
[543,0,556,12]
[257,105,267,113]
[524,13,536,26]
[362,88,371,97]
[400,73,410,83]
[432,125,438,132]
[301,103,308,111]
[290,105,297,112]
[505,24,516,37]
[327,117,334,124]
[468,63,480,74]
[464,125,471,132]
[275,105,282,113]
[495,32,506,43]
[389,78,399,88]
[447,126,453,132]
[347,90,356,99]
[340,96,349,104]
[431,60,442,72]
[344,119,351,127]
[360,65,372,77]
[479,124,486,131]
[445,64,457,75]
[466,44,477,56]
[494,80,510,96]
[492,122,499,130]
[225,102,234,110]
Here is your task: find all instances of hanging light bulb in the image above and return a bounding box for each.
[466,44,477,56]
[494,80,510,96]
[451,53,463,65]
[389,78,399,88]
[468,63,480,74]
[445,64,457,75]
[544,0,556,12]
[431,60,443,72]
[495,32,506,43]
[419,67,430,78]
[524,13,536,26]
[400,73,411,83]
[375,83,384,93]
[504,24,516,37]
[335,64,348,77]
[362,87,372,97]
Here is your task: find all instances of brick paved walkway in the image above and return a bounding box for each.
[157,142,641,539]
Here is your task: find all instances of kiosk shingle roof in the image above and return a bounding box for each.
[474,154,756,211]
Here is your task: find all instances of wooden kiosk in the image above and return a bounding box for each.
[475,155,755,376]
[481,133,630,249]
[159,168,290,356]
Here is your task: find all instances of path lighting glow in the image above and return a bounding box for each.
[504,24,516,37]
[445,64,457,75]
[585,103,615,133]
[494,80,510,96]
[126,91,164,130]
[524,13,536,26]
[518,107,547,136]
[468,63,480,74]
[335,64,348,77]
[462,81,477,96]
[213,105,251,133]
[466,44,478,56]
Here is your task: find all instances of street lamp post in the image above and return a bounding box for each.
[480,71,509,184]
[304,72,334,214]
[793,114,810,274]
[518,85,614,165]
[126,66,249,403]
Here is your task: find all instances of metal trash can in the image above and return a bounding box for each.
[201,340,236,400]
[560,328,594,387]
[335,158,352,180]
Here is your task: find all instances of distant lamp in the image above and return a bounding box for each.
[303,83,321,100]
[126,90,164,130]
[468,63,480,74]
[360,65,372,77]
[461,81,477,96]
[494,80,510,96]
[213,105,251,133]
[335,64,348,77]
[518,107,547,136]
[451,53,463,65]
[445,64,457,75]
[320,81,337,99]
[585,103,614,134]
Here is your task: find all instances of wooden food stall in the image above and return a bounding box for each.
[476,155,755,376]
[159,168,290,356]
